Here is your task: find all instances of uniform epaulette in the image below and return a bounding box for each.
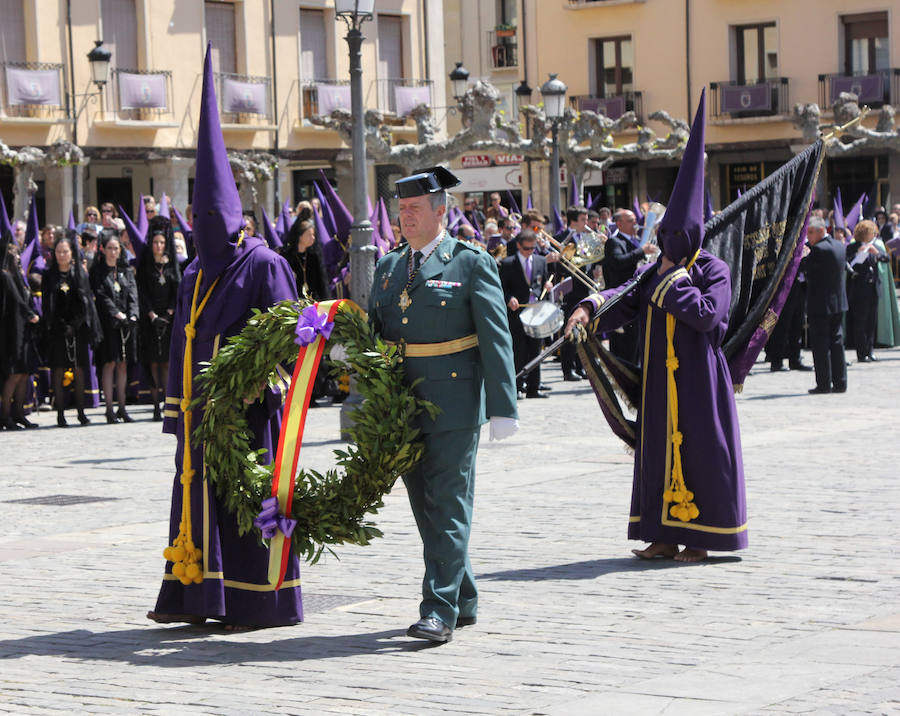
[457,240,485,254]
[387,243,407,255]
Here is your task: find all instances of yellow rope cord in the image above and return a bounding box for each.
[162,267,222,584]
[662,249,701,523]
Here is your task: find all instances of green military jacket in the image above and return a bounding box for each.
[369,232,518,433]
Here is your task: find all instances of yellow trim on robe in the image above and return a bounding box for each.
[629,516,640,523]
[163,574,302,591]
[651,267,688,306]
[163,409,179,418]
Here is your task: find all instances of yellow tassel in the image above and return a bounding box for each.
[662,249,701,523]
[162,257,228,585]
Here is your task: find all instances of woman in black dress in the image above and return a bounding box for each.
[0,233,40,429]
[41,232,101,427]
[91,231,139,423]
[137,219,181,421]
[280,211,329,301]
[281,211,336,405]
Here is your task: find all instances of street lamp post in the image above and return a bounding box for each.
[540,73,567,219]
[335,0,375,438]
[68,39,111,219]
[514,80,533,205]
[449,62,470,102]
[335,0,376,309]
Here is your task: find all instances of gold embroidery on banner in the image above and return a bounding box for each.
[744,221,787,280]
[760,308,779,336]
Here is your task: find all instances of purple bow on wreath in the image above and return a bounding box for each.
[253,496,297,539]
[294,305,335,346]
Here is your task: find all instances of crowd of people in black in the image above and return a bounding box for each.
[0,199,333,430]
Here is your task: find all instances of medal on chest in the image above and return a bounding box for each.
[113,279,121,293]
[60,281,70,294]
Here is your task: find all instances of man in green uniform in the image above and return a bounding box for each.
[369,167,519,643]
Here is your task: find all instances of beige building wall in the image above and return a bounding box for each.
[0,0,445,224]
[444,0,899,216]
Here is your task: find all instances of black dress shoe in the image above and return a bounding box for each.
[808,387,831,394]
[57,412,69,428]
[116,408,134,423]
[867,354,878,362]
[574,369,588,378]
[789,361,812,372]
[407,617,452,643]
[77,409,91,425]
[769,363,788,372]
[15,415,39,429]
[3,416,24,430]
[526,392,549,399]
[455,615,477,628]
[105,410,118,424]
[562,373,582,382]
[832,384,847,393]
[538,384,552,391]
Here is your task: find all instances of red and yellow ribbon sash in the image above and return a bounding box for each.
[266,299,354,588]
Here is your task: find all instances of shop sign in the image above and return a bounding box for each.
[729,163,761,185]
[461,154,491,168]
[494,154,523,166]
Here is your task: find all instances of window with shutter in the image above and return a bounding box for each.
[299,8,327,80]
[205,1,237,75]
[0,0,26,63]
[101,0,138,70]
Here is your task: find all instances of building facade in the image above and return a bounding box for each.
[0,0,445,225]
[444,0,899,215]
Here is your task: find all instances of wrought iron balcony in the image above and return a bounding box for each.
[488,30,518,70]
[109,68,174,121]
[300,79,351,120]
[570,91,642,124]
[709,78,789,119]
[375,78,433,117]
[818,69,900,109]
[0,61,68,119]
[214,72,272,124]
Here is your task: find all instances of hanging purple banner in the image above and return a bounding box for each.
[118,72,168,110]
[829,74,884,105]
[580,95,627,119]
[394,85,431,116]
[721,83,771,113]
[222,78,268,115]
[5,67,61,106]
[316,84,351,115]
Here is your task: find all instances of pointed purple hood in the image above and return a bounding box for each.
[506,190,521,216]
[378,197,394,248]
[67,209,76,230]
[318,170,353,242]
[158,193,171,219]
[657,88,706,263]
[191,43,244,280]
[19,194,40,272]
[833,187,845,230]
[313,181,337,241]
[260,206,282,249]
[137,194,149,240]
[0,192,12,240]
[526,193,533,210]
[118,203,147,263]
[845,192,866,231]
[279,200,293,237]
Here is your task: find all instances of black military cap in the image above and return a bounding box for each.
[395,166,462,198]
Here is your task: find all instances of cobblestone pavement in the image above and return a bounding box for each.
[1,346,898,715]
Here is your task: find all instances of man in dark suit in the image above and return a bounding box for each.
[602,209,658,363]
[500,230,552,398]
[805,217,848,394]
[553,205,593,380]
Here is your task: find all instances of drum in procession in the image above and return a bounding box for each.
[520,300,564,339]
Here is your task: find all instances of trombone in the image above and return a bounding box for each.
[537,228,603,294]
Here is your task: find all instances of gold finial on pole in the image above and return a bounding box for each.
[822,105,871,143]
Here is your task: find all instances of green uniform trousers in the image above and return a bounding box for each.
[402,425,481,629]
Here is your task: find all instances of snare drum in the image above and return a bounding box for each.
[519,300,564,339]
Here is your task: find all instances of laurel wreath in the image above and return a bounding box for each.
[193,300,437,563]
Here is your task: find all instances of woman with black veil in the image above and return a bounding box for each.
[90,229,139,423]
[41,231,102,427]
[280,207,329,301]
[137,217,181,421]
[280,207,337,405]
[0,232,40,429]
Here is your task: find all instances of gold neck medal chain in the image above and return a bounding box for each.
[398,243,439,312]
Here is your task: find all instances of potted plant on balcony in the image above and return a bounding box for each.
[495,23,516,37]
